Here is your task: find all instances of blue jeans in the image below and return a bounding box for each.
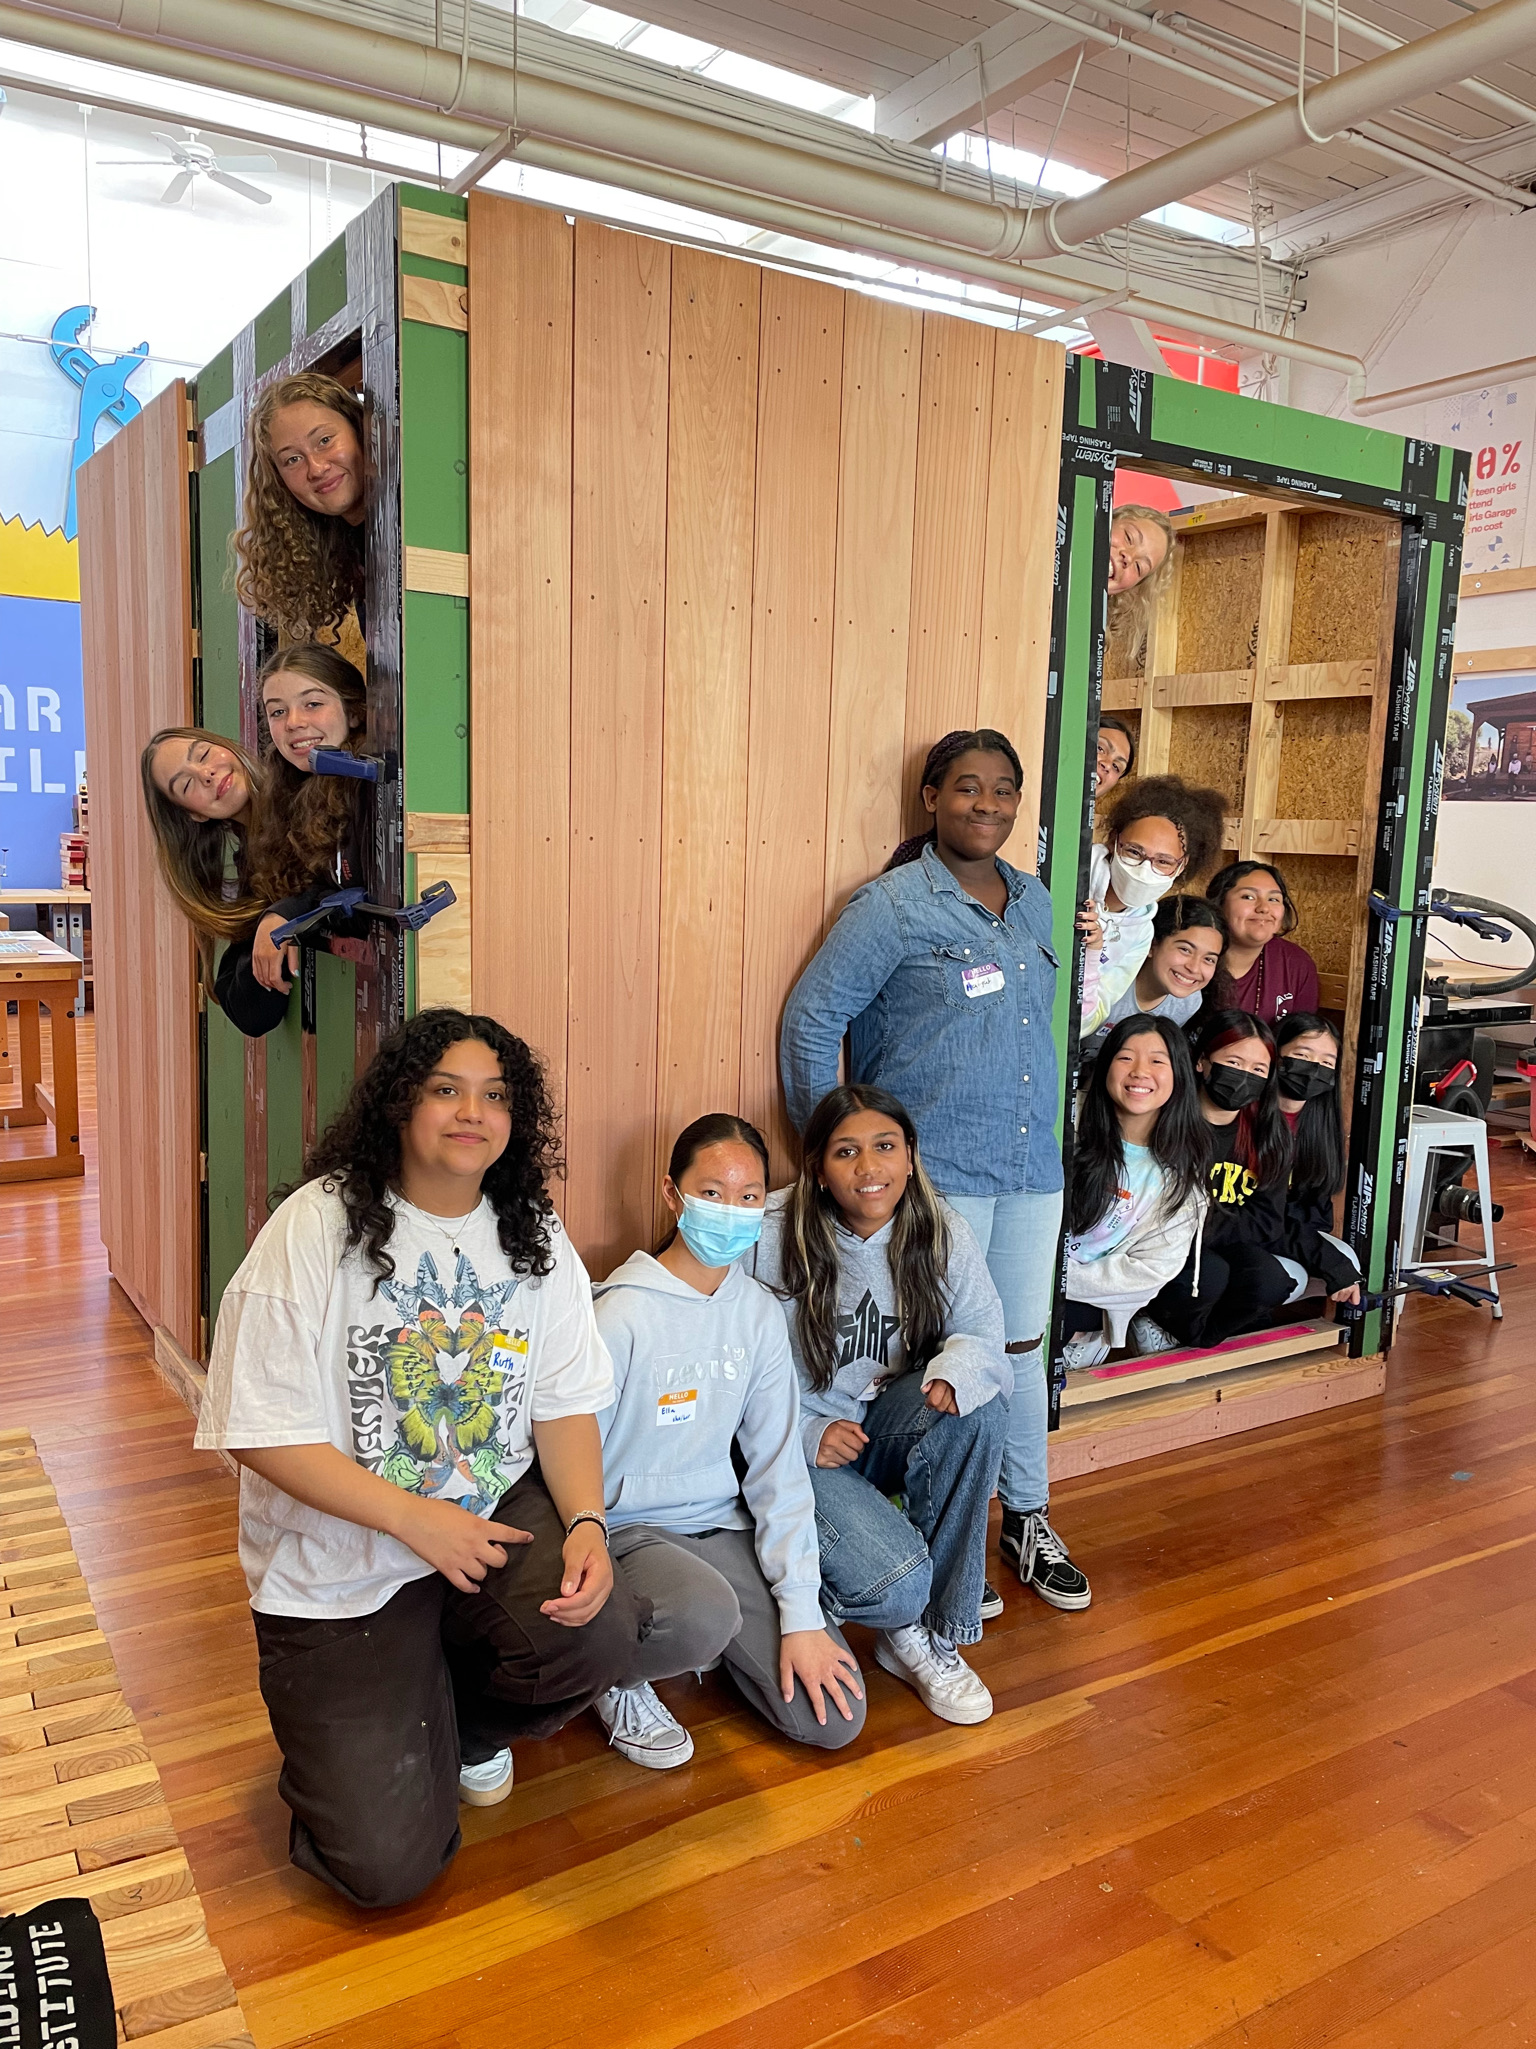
[809,1367,1007,1647]
[944,1189,1063,1515]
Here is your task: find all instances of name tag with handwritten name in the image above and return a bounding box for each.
[961,962,1005,998]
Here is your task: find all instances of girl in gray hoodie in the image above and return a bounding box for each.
[591,1115,865,1770]
[751,1085,1009,1727]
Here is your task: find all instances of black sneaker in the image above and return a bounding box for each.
[979,1580,1005,1622]
[999,1508,1092,1612]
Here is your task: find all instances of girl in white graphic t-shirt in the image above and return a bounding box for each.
[196,1008,646,1908]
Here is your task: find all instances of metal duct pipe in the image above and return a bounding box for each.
[1037,0,1536,254]
[1293,0,1536,128]
[1353,352,1536,416]
[12,0,1534,266]
[0,0,1368,388]
[0,0,1055,259]
[1005,0,1536,212]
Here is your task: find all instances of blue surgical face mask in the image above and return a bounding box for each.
[677,1194,764,1267]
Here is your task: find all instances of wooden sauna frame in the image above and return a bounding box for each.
[78,186,1465,1451]
[1042,358,1467,1394]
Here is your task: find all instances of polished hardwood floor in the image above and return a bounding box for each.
[4,1018,1536,2048]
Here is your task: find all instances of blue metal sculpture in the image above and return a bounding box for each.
[49,306,149,541]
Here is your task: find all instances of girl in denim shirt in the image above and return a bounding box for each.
[781,729,1089,1615]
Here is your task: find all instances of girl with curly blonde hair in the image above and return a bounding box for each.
[1105,503,1176,664]
[233,371,367,640]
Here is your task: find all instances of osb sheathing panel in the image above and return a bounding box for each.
[1286,855,1358,978]
[1288,513,1391,664]
[1169,702,1249,818]
[1174,522,1265,673]
[1276,698,1372,820]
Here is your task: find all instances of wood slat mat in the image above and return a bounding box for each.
[0,1428,253,2048]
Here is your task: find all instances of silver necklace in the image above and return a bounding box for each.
[399,1195,477,1259]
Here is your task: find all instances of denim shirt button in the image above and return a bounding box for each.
[1019,1125,1027,1134]
[1022,1074,1029,1083]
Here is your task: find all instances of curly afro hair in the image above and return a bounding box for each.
[292,1008,563,1281]
[1103,772,1227,883]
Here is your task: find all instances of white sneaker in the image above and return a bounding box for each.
[593,1683,695,1769]
[1128,1312,1181,1356]
[459,1748,514,1807]
[1062,1327,1111,1370]
[874,1624,993,1725]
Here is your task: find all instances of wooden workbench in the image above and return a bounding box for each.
[0,934,83,1183]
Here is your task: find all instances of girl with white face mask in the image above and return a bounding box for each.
[1082,777,1227,1035]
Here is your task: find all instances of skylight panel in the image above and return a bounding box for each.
[563,6,640,47]
[626,23,719,68]
[700,49,851,115]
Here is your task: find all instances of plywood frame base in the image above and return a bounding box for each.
[1049,1346,1385,1480]
[1063,1320,1344,1406]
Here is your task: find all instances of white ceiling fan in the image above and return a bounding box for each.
[98,130,275,206]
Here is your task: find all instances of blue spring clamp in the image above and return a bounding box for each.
[270,879,456,947]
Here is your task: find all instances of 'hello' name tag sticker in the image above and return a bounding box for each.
[961,962,1005,999]
[657,1389,698,1427]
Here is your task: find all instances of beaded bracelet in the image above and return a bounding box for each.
[565,1509,609,1542]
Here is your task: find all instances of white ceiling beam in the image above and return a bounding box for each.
[871,14,1087,149]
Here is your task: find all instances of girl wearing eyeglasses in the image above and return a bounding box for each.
[1084,777,1227,1035]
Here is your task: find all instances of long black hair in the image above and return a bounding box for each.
[1205,859,1300,934]
[294,1008,562,1280]
[885,727,1024,871]
[774,1084,951,1391]
[657,1112,771,1253]
[1275,1011,1344,1202]
[1188,1007,1291,1187]
[1069,1016,1209,1239]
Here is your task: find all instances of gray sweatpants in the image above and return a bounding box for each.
[608,1524,866,1752]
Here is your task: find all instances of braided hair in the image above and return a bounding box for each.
[885,728,1024,871]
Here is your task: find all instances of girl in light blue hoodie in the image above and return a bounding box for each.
[592,1115,865,1770]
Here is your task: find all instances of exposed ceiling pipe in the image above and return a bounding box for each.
[1032,0,1536,254]
[1291,0,1536,128]
[10,0,1533,268]
[1353,352,1536,417]
[0,0,1368,388]
[1006,0,1536,211]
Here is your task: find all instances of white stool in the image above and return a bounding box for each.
[1400,1105,1502,1318]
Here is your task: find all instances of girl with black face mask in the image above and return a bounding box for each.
[1130,1010,1297,1354]
[1275,1013,1362,1310]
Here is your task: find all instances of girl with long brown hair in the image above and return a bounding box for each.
[245,643,369,995]
[140,727,262,947]
[751,1085,1009,1727]
[233,370,366,641]
[140,728,299,1036]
